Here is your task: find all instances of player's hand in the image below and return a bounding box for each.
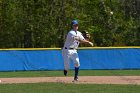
[88,41,94,46]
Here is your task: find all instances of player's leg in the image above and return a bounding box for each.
[71,50,80,81]
[62,49,71,76]
[63,56,70,76]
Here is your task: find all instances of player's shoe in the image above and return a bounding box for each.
[74,77,78,81]
[64,70,67,76]
[72,77,78,82]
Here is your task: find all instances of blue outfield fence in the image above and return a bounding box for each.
[0,47,140,71]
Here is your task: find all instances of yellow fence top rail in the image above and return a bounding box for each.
[0,46,140,50]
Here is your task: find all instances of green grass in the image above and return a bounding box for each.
[0,70,140,78]
[0,70,140,93]
[0,83,140,93]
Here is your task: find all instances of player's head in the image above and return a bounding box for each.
[72,20,78,31]
[72,20,78,26]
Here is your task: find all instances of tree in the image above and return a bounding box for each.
[0,0,139,48]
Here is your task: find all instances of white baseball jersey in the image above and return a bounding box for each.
[64,29,85,49]
[62,29,85,70]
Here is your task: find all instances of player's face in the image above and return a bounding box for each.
[72,24,78,31]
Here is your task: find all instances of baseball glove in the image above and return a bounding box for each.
[82,31,91,40]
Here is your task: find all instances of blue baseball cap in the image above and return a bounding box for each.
[72,20,78,25]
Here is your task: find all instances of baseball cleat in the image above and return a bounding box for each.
[74,77,78,81]
[64,70,67,76]
[72,78,78,82]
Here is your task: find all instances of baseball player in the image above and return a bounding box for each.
[62,20,93,81]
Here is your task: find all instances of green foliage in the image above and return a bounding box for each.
[0,0,140,48]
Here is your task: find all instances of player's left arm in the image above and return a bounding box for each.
[79,39,94,46]
[75,33,93,46]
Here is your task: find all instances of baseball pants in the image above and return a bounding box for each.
[62,49,80,71]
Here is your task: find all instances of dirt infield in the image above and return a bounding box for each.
[0,76,140,85]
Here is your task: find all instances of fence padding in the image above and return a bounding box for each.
[0,48,140,71]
